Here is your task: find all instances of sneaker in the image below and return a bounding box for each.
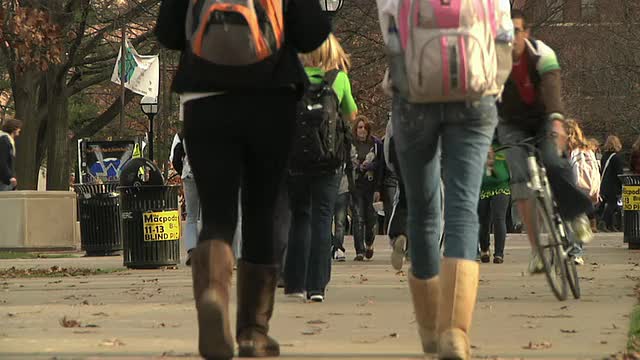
[390,235,407,270]
[354,254,365,262]
[334,249,346,262]
[493,255,504,264]
[572,214,593,244]
[365,245,374,260]
[480,251,491,263]
[309,294,324,303]
[573,256,585,266]
[286,292,305,299]
[528,252,545,274]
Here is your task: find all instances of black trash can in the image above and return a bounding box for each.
[619,174,640,249]
[74,183,122,256]
[119,185,181,268]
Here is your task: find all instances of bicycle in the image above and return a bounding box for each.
[495,137,581,301]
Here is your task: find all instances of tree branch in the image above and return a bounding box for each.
[72,89,136,140]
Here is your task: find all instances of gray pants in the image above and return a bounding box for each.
[182,176,200,253]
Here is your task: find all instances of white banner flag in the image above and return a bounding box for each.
[111,38,160,98]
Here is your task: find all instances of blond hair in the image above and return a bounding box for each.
[565,119,588,151]
[604,135,622,152]
[299,34,351,73]
[588,138,600,152]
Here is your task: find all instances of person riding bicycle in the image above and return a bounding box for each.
[497,10,593,274]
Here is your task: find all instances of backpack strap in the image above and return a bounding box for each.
[601,153,615,182]
[323,69,341,87]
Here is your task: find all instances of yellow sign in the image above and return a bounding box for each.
[142,210,180,241]
[623,186,640,211]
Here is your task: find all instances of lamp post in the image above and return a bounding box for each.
[319,0,344,14]
[140,96,159,161]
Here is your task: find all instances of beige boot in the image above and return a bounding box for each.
[408,272,440,354]
[191,240,235,360]
[437,258,479,360]
[236,260,280,357]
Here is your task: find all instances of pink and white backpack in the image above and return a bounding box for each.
[378,0,514,103]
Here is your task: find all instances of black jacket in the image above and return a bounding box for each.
[600,151,624,198]
[0,135,15,185]
[155,0,331,95]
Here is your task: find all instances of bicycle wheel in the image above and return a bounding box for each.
[561,226,581,299]
[564,255,580,299]
[531,198,568,301]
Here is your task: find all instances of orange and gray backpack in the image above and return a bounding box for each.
[184,0,286,85]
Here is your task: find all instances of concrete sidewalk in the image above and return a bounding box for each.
[0,234,637,359]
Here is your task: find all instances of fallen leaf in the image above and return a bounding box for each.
[395,271,406,276]
[328,312,344,316]
[307,320,326,325]
[523,341,552,350]
[92,312,109,317]
[7,313,15,318]
[60,316,81,328]
[561,329,577,333]
[73,330,96,334]
[389,332,399,338]
[301,327,322,335]
[100,338,125,347]
[601,340,608,344]
[560,306,569,310]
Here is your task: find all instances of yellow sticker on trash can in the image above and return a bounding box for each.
[623,186,640,211]
[143,210,180,241]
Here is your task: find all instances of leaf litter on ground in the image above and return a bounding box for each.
[0,266,126,278]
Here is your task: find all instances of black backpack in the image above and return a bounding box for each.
[290,70,351,175]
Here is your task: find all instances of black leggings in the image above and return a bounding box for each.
[478,194,510,257]
[183,92,297,265]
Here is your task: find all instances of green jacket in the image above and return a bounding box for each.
[481,147,511,200]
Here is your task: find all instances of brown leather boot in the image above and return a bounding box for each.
[437,258,479,360]
[191,240,235,360]
[408,272,440,355]
[236,260,280,357]
[590,218,598,233]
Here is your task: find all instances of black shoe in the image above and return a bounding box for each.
[493,256,504,264]
[354,254,365,261]
[185,249,193,267]
[480,252,490,263]
[365,245,374,260]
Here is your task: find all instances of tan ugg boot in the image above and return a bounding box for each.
[191,240,235,360]
[236,260,280,357]
[437,258,479,360]
[408,272,440,355]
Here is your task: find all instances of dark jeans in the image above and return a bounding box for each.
[352,181,376,255]
[602,194,621,229]
[332,192,350,251]
[388,179,408,240]
[478,194,510,257]
[498,120,593,220]
[382,182,398,234]
[183,92,296,265]
[285,173,341,295]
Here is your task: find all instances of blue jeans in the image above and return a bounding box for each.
[332,192,350,252]
[285,173,341,295]
[392,96,498,280]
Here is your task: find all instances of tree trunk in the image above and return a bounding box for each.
[12,70,47,190]
[45,66,70,191]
